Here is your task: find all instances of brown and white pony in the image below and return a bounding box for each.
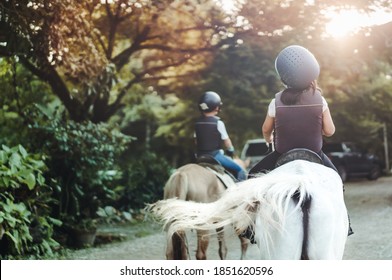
[162,163,249,260]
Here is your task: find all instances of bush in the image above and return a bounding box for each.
[30,112,133,228]
[0,145,60,258]
[117,151,172,210]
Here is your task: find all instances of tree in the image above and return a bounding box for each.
[0,0,234,122]
[202,44,278,147]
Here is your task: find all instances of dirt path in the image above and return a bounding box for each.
[342,176,392,259]
[66,176,392,260]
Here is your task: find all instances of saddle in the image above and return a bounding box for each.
[196,155,236,188]
[248,148,323,179]
[196,155,224,172]
[275,148,323,167]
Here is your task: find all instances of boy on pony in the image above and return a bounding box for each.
[194,91,247,181]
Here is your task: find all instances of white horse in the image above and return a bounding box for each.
[162,163,249,260]
[148,160,348,260]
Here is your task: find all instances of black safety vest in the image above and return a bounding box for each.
[274,90,323,153]
[195,116,222,155]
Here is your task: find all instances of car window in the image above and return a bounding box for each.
[245,143,269,156]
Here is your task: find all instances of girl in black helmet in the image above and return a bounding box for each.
[247,45,353,238]
[250,45,337,174]
[195,91,247,181]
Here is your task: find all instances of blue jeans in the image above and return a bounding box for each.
[214,152,247,181]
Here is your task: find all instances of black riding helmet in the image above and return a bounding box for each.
[198,91,222,112]
[275,45,320,90]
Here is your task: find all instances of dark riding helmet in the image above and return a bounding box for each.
[198,91,222,112]
[275,45,320,90]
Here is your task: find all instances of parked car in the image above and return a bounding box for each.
[240,138,271,170]
[322,141,382,182]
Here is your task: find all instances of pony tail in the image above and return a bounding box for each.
[148,182,260,239]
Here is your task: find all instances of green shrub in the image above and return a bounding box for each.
[117,151,172,210]
[30,113,133,228]
[0,145,60,258]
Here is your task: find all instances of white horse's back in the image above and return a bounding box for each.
[150,160,348,260]
[251,160,348,259]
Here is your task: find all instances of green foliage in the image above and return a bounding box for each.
[29,109,133,228]
[117,151,172,210]
[0,145,45,190]
[0,198,32,255]
[0,145,60,258]
[327,61,392,159]
[114,90,196,164]
[203,44,279,148]
[96,205,133,225]
[0,57,56,149]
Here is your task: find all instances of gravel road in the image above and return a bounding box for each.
[66,176,392,260]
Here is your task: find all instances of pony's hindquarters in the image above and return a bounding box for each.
[253,161,348,259]
[307,188,348,259]
[303,163,348,260]
[254,192,348,260]
[254,197,304,259]
[164,164,225,202]
[161,164,228,260]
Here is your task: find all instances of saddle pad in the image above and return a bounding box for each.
[206,167,236,188]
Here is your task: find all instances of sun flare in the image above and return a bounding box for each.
[324,8,392,38]
[325,9,363,38]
